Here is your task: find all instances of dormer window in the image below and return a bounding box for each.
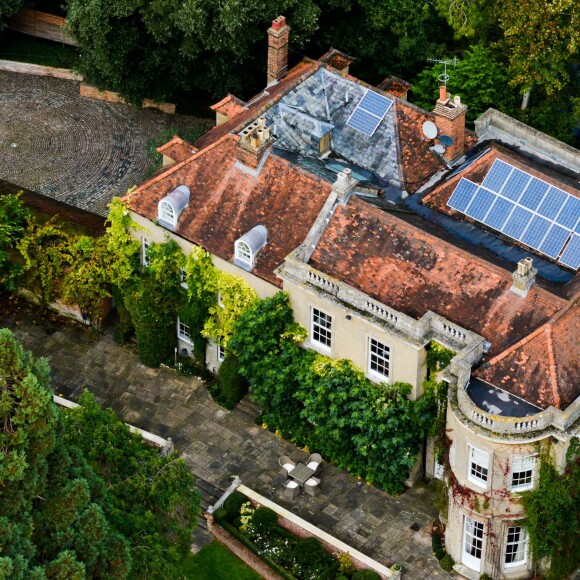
[234,225,267,271]
[157,185,190,230]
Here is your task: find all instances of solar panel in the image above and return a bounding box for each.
[520,215,551,248]
[559,234,580,270]
[537,186,568,219]
[481,160,512,193]
[483,197,515,230]
[519,178,549,211]
[346,108,380,136]
[346,89,393,136]
[358,90,393,118]
[502,206,533,240]
[501,168,531,202]
[555,195,580,230]
[448,179,478,213]
[465,188,496,221]
[446,159,580,270]
[539,224,570,258]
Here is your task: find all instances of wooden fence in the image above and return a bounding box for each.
[8,9,77,46]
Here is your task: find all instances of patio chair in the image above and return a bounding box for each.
[304,476,321,497]
[279,455,296,476]
[284,479,300,499]
[307,453,323,475]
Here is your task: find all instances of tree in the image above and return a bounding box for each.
[0,0,27,31]
[498,0,580,109]
[65,0,320,102]
[0,193,29,293]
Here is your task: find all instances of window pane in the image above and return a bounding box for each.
[369,338,390,378]
[312,308,332,348]
[505,527,527,565]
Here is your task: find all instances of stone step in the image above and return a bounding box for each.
[236,396,262,420]
[452,563,480,580]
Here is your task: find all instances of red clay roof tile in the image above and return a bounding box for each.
[156,136,198,164]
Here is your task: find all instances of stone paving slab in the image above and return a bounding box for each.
[0,71,211,216]
[0,297,449,579]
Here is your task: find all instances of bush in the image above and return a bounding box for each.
[339,552,357,576]
[217,353,248,409]
[114,321,134,345]
[223,491,247,522]
[213,508,228,524]
[432,533,446,560]
[251,507,278,536]
[293,537,326,567]
[439,554,455,572]
[352,570,380,580]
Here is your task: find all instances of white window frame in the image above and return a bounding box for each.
[180,268,188,289]
[367,337,390,381]
[510,455,536,492]
[235,240,253,268]
[217,290,225,308]
[142,238,151,267]
[177,317,193,344]
[158,200,176,228]
[311,307,332,351]
[504,526,528,568]
[217,345,225,362]
[462,516,484,572]
[468,445,490,488]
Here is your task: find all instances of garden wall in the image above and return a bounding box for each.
[8,9,77,45]
[0,59,81,80]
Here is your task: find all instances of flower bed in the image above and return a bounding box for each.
[214,491,382,580]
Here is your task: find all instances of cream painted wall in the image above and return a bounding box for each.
[283,278,427,397]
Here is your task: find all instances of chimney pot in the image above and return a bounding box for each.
[257,117,266,128]
[271,16,286,31]
[511,257,537,297]
[439,86,447,102]
[454,95,461,106]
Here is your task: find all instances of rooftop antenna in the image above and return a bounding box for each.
[427,56,457,87]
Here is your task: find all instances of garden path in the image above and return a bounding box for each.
[0,298,450,579]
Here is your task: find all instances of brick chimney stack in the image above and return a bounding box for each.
[267,16,290,86]
[434,85,467,161]
[510,257,537,297]
[236,118,272,170]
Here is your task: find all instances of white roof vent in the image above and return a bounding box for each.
[234,225,267,271]
[158,185,190,230]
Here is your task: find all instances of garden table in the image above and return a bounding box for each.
[288,463,315,488]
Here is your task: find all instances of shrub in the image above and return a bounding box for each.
[251,507,278,536]
[339,552,357,576]
[432,532,446,560]
[223,491,247,522]
[213,508,228,524]
[479,574,492,580]
[293,537,326,567]
[352,570,380,580]
[217,353,248,409]
[439,554,455,572]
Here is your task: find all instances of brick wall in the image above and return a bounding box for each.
[267,17,290,85]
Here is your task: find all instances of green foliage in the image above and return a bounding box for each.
[0,0,27,31]
[250,507,278,536]
[217,354,249,409]
[0,194,30,293]
[112,285,134,344]
[229,292,437,494]
[520,442,580,579]
[63,390,199,577]
[223,491,248,522]
[432,531,446,560]
[292,537,336,579]
[439,553,455,572]
[352,569,380,580]
[427,341,455,373]
[338,552,357,576]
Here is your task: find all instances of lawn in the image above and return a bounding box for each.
[0,30,79,69]
[178,541,262,580]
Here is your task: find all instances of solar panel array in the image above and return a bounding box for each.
[447,159,580,270]
[346,90,393,136]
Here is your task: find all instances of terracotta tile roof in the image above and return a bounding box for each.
[127,136,331,287]
[394,101,447,193]
[210,94,246,120]
[319,48,355,71]
[194,60,319,150]
[309,197,565,358]
[476,298,580,409]
[156,136,198,164]
[423,143,580,215]
[377,76,412,98]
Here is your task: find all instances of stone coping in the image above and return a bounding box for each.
[0,60,82,80]
[53,394,168,448]
[238,484,400,579]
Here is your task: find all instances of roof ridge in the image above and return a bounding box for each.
[544,325,561,409]
[128,133,231,197]
[156,135,196,154]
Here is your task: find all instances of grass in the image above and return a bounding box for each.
[177,541,262,580]
[0,30,79,69]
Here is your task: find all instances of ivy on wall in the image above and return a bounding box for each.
[228,292,438,494]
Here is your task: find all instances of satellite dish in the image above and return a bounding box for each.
[432,144,446,154]
[422,121,437,140]
[439,134,454,147]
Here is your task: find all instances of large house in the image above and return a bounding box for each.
[126,17,579,579]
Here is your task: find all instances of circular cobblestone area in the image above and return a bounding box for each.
[0,72,209,216]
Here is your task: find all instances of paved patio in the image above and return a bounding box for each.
[0,297,450,578]
[0,71,210,216]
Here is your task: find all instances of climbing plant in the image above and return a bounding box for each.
[520,439,580,579]
[229,292,437,493]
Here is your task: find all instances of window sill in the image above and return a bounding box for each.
[467,476,488,490]
[309,341,332,355]
[177,336,193,345]
[367,371,390,384]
